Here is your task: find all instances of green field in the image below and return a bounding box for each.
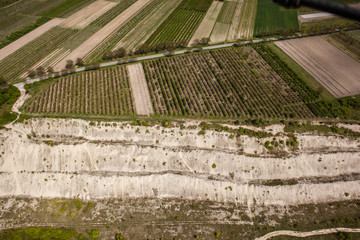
[346,30,360,42]
[41,0,95,18]
[254,0,299,37]
[145,0,212,45]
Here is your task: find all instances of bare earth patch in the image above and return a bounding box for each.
[127,63,153,115]
[54,0,151,71]
[60,0,117,29]
[189,1,223,46]
[0,18,65,61]
[0,119,359,206]
[275,36,360,98]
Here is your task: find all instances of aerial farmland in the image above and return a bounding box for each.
[0,0,360,239]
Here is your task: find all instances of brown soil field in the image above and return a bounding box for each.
[127,63,153,115]
[0,18,65,61]
[275,36,360,98]
[54,0,151,71]
[227,0,244,41]
[60,0,117,29]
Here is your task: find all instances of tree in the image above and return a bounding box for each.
[113,47,126,59]
[36,66,45,76]
[27,69,36,78]
[0,76,7,89]
[76,58,84,66]
[65,60,74,69]
[47,66,54,73]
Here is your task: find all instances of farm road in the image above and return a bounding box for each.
[255,228,360,240]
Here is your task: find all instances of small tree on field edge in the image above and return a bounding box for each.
[76,58,84,66]
[65,60,74,69]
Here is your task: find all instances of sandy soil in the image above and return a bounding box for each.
[189,1,223,46]
[210,22,230,43]
[60,0,117,29]
[275,37,360,98]
[256,228,360,240]
[226,0,244,41]
[0,18,65,61]
[127,63,153,115]
[0,118,359,206]
[54,0,151,71]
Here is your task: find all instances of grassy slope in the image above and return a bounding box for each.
[254,0,299,37]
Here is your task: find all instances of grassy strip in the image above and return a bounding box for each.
[0,85,20,125]
[301,17,360,35]
[0,227,87,240]
[254,0,299,37]
[267,42,334,101]
[41,0,95,18]
[0,16,52,49]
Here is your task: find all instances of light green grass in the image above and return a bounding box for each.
[254,0,299,37]
[267,42,335,101]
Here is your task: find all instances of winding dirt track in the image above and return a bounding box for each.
[256,228,360,240]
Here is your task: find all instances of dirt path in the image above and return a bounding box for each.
[54,0,151,71]
[0,18,65,61]
[256,228,360,240]
[127,63,153,115]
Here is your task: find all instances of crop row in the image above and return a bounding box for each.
[252,43,337,117]
[89,0,137,27]
[146,10,205,45]
[0,27,78,81]
[145,0,213,45]
[23,66,135,116]
[85,0,165,63]
[143,47,314,118]
[254,0,299,37]
[217,1,237,24]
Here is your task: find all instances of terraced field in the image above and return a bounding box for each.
[145,0,213,45]
[254,0,299,37]
[23,66,135,116]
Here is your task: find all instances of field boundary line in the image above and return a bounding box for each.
[255,227,360,240]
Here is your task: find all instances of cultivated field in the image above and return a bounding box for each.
[237,0,258,39]
[127,63,154,115]
[254,0,299,37]
[210,22,230,43]
[323,32,360,62]
[145,0,212,45]
[226,0,244,41]
[189,1,223,46]
[143,47,315,118]
[54,0,151,71]
[113,0,182,50]
[275,37,360,98]
[23,66,135,115]
[59,0,117,29]
[0,18,65,61]
[85,0,166,62]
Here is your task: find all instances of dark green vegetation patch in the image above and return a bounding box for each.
[0,84,20,125]
[254,0,299,37]
[145,0,212,45]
